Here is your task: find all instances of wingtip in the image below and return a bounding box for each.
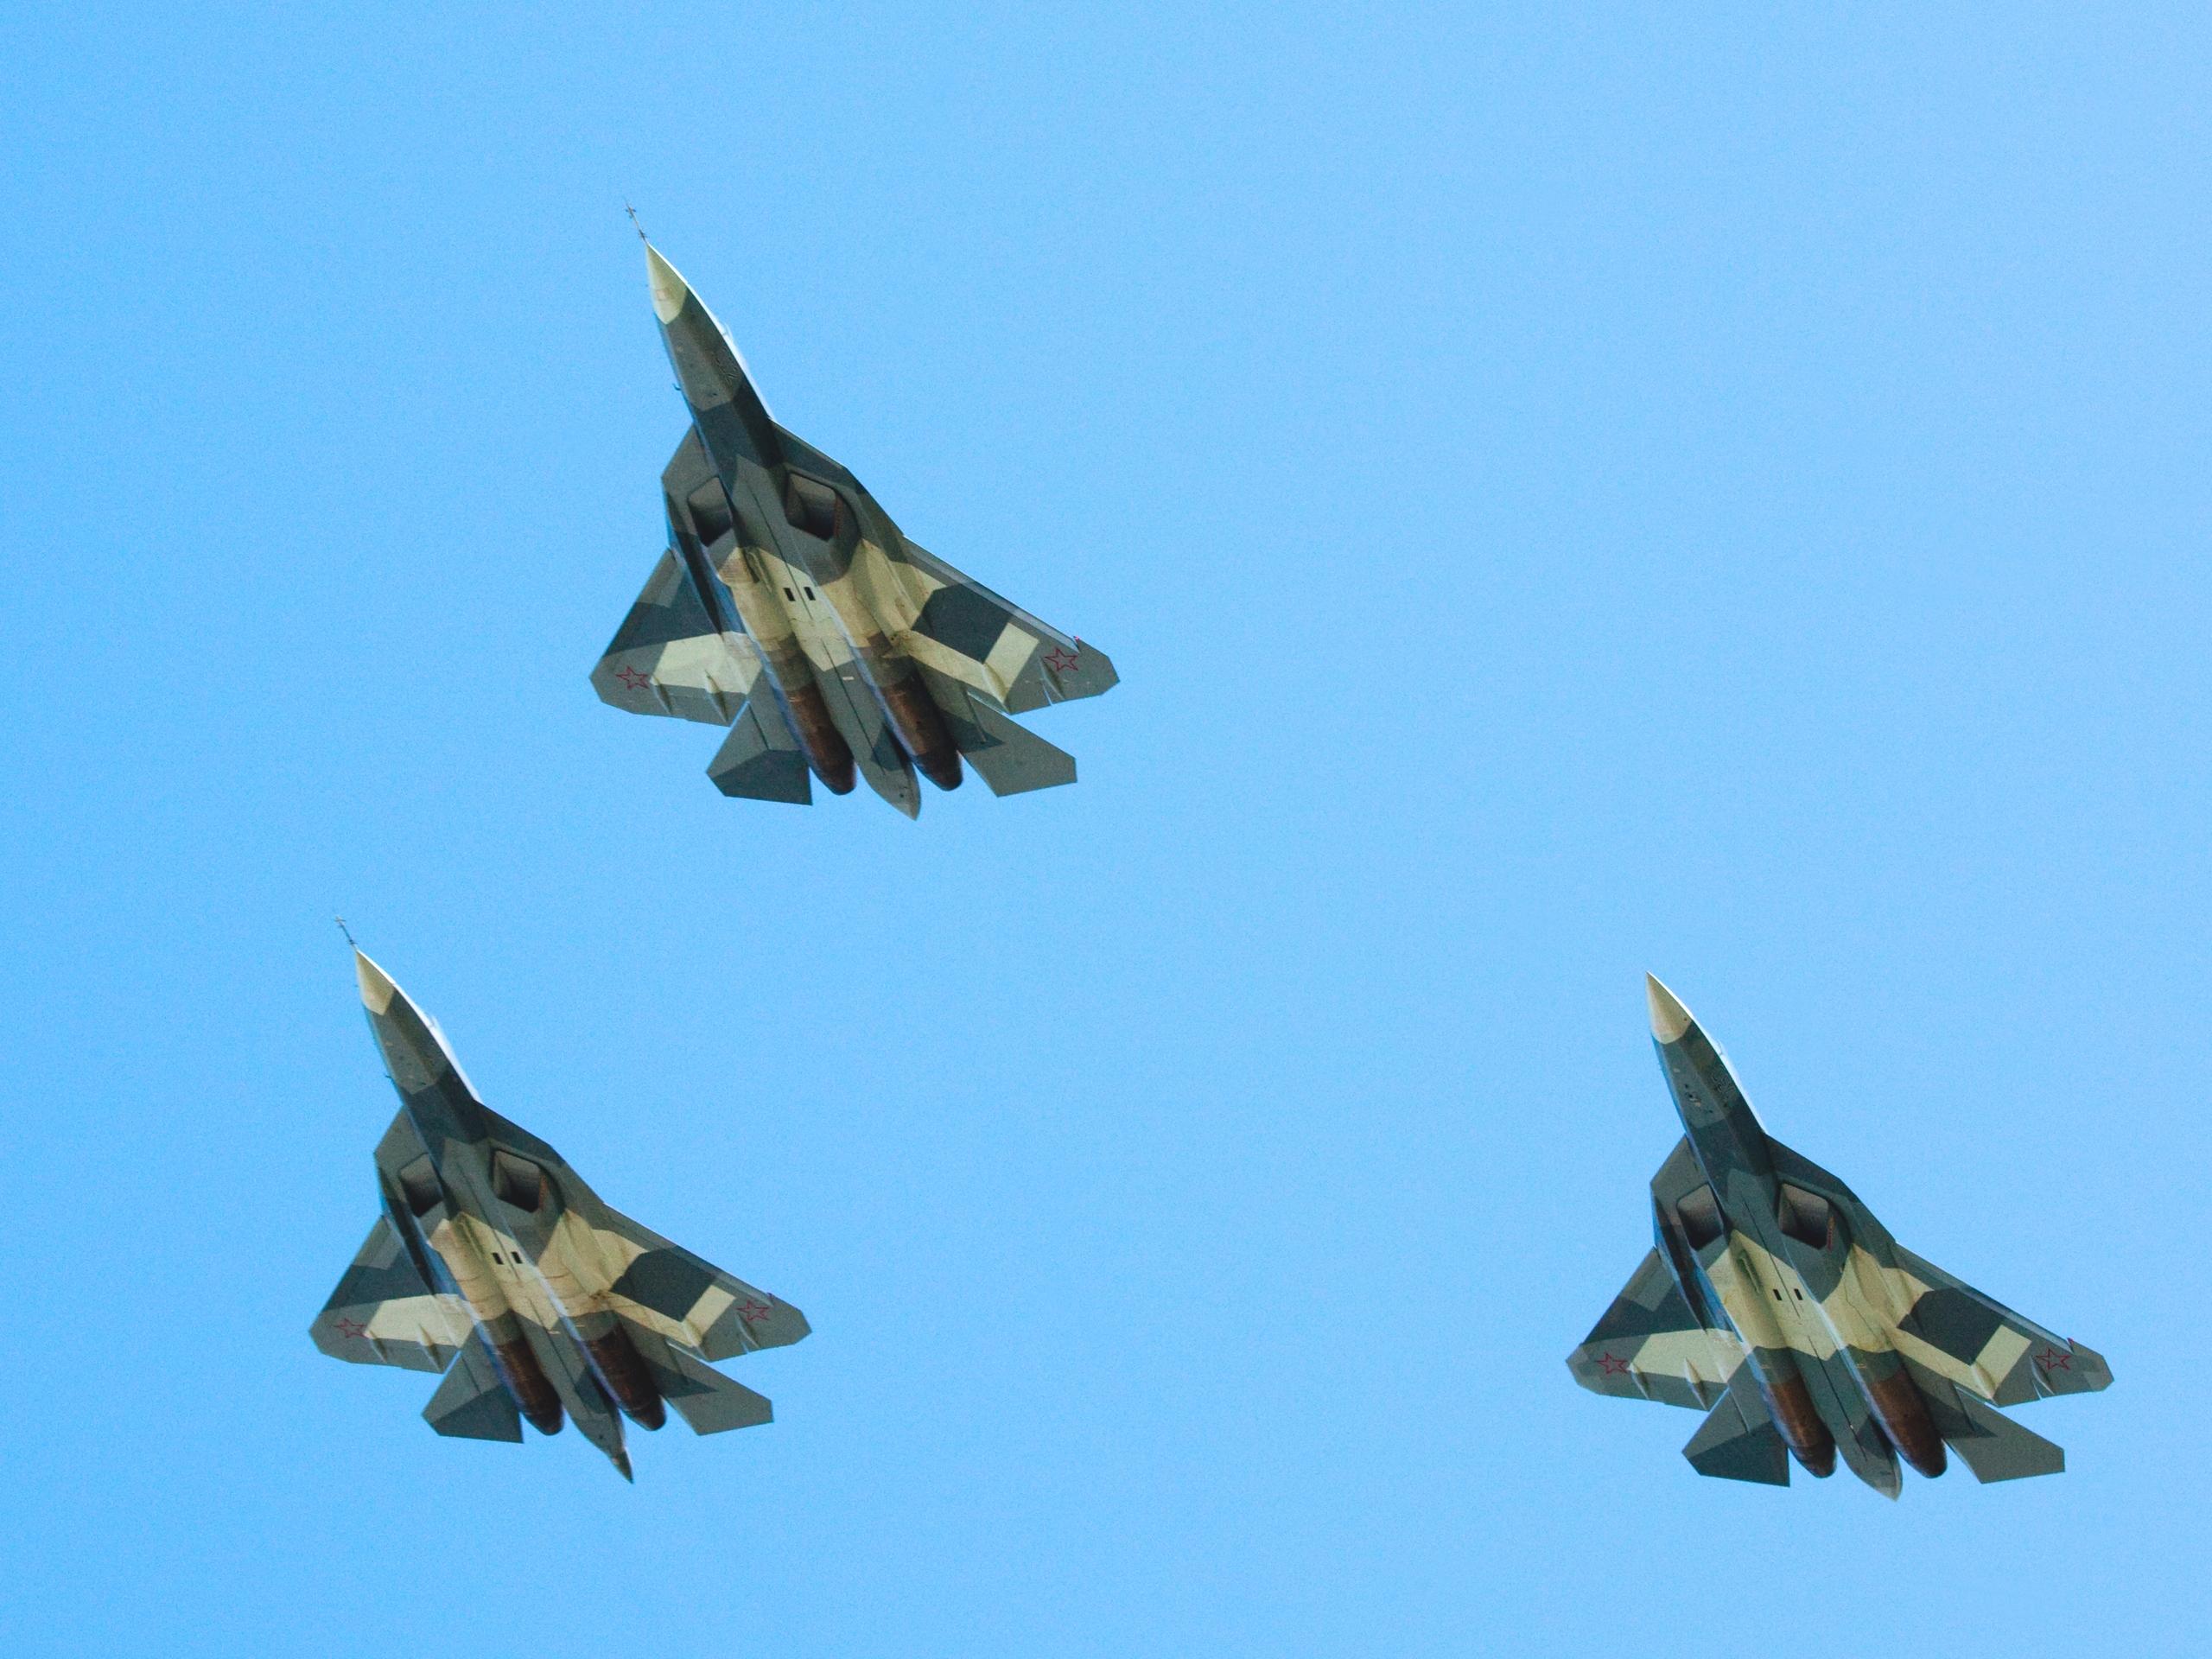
[2065,1339,2116,1391]
[1645,974,1694,1043]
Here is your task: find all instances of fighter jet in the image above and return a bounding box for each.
[1568,976,2109,1497]
[311,948,808,1478]
[591,240,1118,817]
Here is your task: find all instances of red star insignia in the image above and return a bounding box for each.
[1042,645,1079,675]
[614,666,652,692]
[2035,1346,2071,1373]
[333,1317,367,1340]
[737,1300,772,1325]
[1596,1351,1632,1376]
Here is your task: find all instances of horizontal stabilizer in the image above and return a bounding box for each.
[1682,1385,1789,1485]
[708,697,811,804]
[1948,1391,2066,1483]
[628,1325,775,1435]
[956,698,1075,796]
[423,1329,523,1443]
[1910,1363,2067,1483]
[921,668,1076,796]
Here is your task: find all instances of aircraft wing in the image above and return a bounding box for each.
[591,547,763,725]
[1763,1138,2112,1408]
[872,538,1117,715]
[1886,1246,2113,1408]
[587,1205,811,1363]
[310,1214,469,1373]
[1568,1246,1746,1409]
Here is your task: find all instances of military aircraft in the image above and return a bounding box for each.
[1568,976,2109,1497]
[592,239,1118,817]
[311,946,808,1479]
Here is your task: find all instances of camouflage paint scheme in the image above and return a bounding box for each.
[311,950,808,1479]
[593,243,1118,817]
[1568,976,2109,1497]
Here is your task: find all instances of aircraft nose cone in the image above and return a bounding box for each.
[645,243,690,324]
[348,950,454,1095]
[1646,975,1694,1043]
[354,950,398,1014]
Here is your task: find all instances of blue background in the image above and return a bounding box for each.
[3,4,2206,1653]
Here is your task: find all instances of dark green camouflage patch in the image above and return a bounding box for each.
[913,583,1009,662]
[1898,1286,2007,1363]
[611,1249,715,1320]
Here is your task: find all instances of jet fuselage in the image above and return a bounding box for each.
[317,950,809,1478]
[360,954,664,1470]
[1571,979,2109,1496]
[1646,979,1946,1488]
[650,245,963,793]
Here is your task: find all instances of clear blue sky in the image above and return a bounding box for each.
[4,4,2208,1654]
